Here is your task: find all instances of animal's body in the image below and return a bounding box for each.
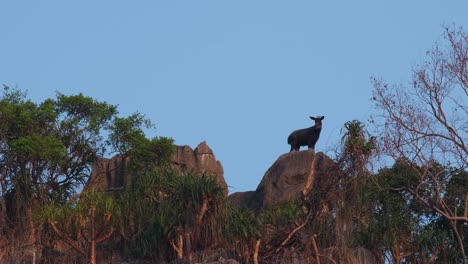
[287,116,325,152]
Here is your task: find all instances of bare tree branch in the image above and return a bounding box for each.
[49,222,86,256]
[372,25,468,263]
[275,212,312,253]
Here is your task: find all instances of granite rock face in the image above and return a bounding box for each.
[172,141,227,191]
[229,151,335,209]
[87,154,128,191]
[87,141,227,193]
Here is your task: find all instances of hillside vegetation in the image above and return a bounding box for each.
[0,26,467,264]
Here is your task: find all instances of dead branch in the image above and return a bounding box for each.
[311,235,321,264]
[275,212,312,253]
[49,222,86,256]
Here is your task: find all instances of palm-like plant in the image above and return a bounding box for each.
[39,188,117,264]
[166,173,226,262]
[340,120,376,175]
[222,205,260,263]
[326,120,379,261]
[116,169,177,260]
[118,169,227,263]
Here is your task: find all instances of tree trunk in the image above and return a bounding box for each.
[90,239,96,264]
[184,231,193,264]
[449,220,467,264]
[89,206,96,264]
[253,239,261,264]
[196,196,209,227]
[311,235,321,264]
[27,207,37,264]
[0,167,6,228]
[391,246,402,264]
[243,244,251,264]
[170,228,184,260]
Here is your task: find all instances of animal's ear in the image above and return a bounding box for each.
[320,116,325,120]
[310,116,316,120]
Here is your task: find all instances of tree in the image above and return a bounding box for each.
[222,205,260,264]
[331,120,378,262]
[117,169,226,263]
[166,173,226,263]
[40,188,117,264]
[372,25,468,262]
[0,87,117,262]
[0,88,117,208]
[106,112,174,176]
[339,120,377,176]
[365,160,421,263]
[106,112,153,157]
[369,159,467,263]
[222,199,304,264]
[117,169,178,261]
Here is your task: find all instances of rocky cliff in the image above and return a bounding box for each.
[172,141,227,190]
[229,150,336,209]
[87,141,227,192]
[88,145,336,210]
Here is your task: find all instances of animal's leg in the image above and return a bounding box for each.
[308,143,315,150]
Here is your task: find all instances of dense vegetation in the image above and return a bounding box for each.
[0,26,466,264]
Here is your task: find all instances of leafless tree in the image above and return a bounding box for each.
[372,25,468,263]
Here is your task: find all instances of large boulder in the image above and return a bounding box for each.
[87,141,227,193]
[229,150,335,209]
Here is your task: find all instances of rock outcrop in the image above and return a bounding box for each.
[87,154,128,191]
[87,141,227,193]
[172,141,227,191]
[229,150,335,209]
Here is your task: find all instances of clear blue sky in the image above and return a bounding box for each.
[1,1,467,193]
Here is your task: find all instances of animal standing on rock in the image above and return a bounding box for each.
[287,116,325,152]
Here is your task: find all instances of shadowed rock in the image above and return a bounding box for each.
[87,141,227,193]
[87,154,128,191]
[172,141,227,191]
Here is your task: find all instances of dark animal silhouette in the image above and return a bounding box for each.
[287,116,325,152]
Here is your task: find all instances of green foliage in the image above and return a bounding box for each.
[106,112,154,156]
[2,85,465,263]
[445,169,468,215]
[360,159,468,263]
[38,188,117,262]
[361,168,417,257]
[106,111,175,174]
[0,86,179,264]
[170,173,224,224]
[10,134,65,163]
[1,88,119,208]
[259,199,301,227]
[415,218,464,263]
[55,92,117,133]
[37,189,118,225]
[117,169,178,242]
[118,169,226,260]
[224,205,259,241]
[340,120,377,175]
[40,188,116,227]
[127,136,175,172]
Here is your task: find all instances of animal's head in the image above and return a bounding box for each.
[310,116,325,128]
